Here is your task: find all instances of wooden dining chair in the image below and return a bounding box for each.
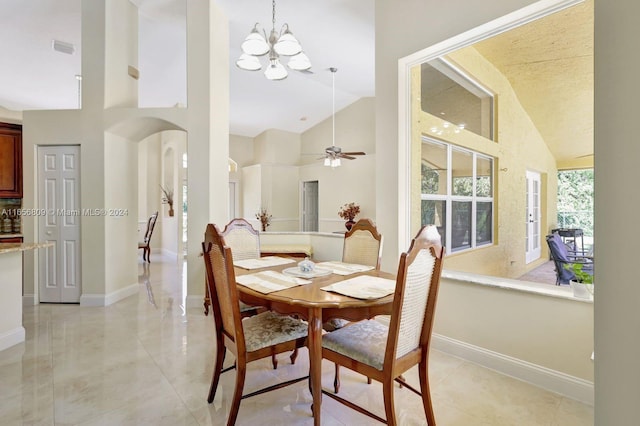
[204,218,261,316]
[138,211,158,263]
[203,219,287,369]
[204,218,263,317]
[202,223,309,426]
[321,225,444,425]
[342,218,384,269]
[331,218,384,392]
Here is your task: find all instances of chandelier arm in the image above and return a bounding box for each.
[272,0,276,32]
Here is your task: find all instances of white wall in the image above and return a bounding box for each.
[300,97,377,232]
[233,98,378,233]
[21,0,228,306]
[104,132,138,295]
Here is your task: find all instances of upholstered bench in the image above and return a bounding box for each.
[260,244,313,258]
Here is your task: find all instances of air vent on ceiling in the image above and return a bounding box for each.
[52,40,75,55]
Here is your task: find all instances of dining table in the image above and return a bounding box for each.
[234,259,396,426]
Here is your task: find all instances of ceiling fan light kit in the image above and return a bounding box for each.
[236,0,311,80]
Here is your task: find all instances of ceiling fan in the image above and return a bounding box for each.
[320,67,366,167]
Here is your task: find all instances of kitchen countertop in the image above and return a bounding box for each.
[0,234,23,239]
[0,242,52,254]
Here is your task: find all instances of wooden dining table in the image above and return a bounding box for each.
[234,262,395,426]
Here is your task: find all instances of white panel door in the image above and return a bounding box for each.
[302,181,318,232]
[525,170,541,264]
[38,146,81,303]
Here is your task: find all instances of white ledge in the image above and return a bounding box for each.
[260,231,343,238]
[442,270,593,303]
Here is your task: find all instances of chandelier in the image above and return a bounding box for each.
[235,0,311,80]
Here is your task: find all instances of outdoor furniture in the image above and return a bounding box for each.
[321,225,444,425]
[202,224,309,426]
[546,233,593,285]
[551,228,586,253]
[138,211,158,263]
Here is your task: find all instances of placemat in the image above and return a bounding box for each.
[315,261,375,276]
[236,270,311,294]
[233,256,295,270]
[322,275,396,299]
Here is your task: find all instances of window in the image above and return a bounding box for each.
[421,138,494,253]
[421,58,495,140]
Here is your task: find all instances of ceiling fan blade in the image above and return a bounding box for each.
[341,151,366,156]
[339,154,357,160]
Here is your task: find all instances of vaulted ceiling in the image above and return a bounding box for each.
[474,0,593,168]
[0,0,593,168]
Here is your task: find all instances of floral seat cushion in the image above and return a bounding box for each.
[322,319,388,370]
[243,311,308,352]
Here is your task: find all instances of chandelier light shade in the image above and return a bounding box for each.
[236,0,311,80]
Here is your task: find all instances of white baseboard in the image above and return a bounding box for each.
[160,249,179,259]
[0,326,25,352]
[80,283,139,307]
[23,294,36,306]
[432,334,594,405]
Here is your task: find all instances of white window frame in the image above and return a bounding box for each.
[421,137,494,254]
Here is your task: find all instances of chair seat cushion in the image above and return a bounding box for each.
[323,318,349,332]
[243,311,308,352]
[322,319,389,370]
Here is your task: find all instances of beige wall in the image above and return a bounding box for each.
[233,98,377,233]
[594,0,640,422]
[411,46,557,278]
[435,278,593,381]
[375,0,539,272]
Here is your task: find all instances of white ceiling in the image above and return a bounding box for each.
[0,0,375,138]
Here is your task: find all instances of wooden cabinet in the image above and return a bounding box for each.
[0,123,23,198]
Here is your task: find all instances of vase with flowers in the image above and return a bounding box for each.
[255,208,272,232]
[338,202,360,231]
[160,185,174,217]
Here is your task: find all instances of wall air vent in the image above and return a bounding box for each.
[52,40,75,55]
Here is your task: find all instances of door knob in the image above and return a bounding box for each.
[46,231,52,235]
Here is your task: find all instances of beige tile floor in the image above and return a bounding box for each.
[0,255,593,425]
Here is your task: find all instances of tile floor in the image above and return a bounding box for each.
[0,255,593,425]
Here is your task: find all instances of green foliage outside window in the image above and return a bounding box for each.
[557,169,594,237]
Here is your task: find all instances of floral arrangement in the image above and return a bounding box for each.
[255,208,272,231]
[160,185,174,208]
[160,185,175,216]
[338,202,360,221]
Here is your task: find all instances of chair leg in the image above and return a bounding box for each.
[418,361,436,425]
[382,378,397,426]
[207,342,226,403]
[271,353,278,369]
[146,247,151,263]
[333,364,340,394]
[228,361,247,426]
[290,348,299,364]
